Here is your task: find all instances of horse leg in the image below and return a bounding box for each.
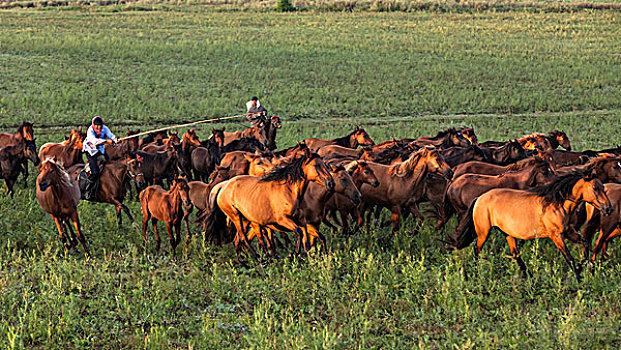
[408,205,423,235]
[307,225,328,255]
[236,213,259,261]
[152,218,161,252]
[52,215,70,250]
[115,205,123,228]
[64,219,79,252]
[165,221,176,256]
[549,234,581,282]
[381,208,401,242]
[592,228,612,262]
[174,220,183,247]
[70,212,90,257]
[141,214,150,249]
[505,236,529,279]
[121,203,134,223]
[22,161,29,187]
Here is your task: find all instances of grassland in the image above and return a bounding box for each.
[1,5,621,350]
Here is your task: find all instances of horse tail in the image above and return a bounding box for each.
[197,185,229,245]
[450,200,477,249]
[438,180,455,228]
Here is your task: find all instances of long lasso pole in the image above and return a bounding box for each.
[114,112,261,142]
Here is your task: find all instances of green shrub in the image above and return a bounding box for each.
[276,0,295,12]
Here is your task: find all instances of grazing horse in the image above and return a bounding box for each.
[67,155,146,226]
[0,141,40,196]
[140,176,192,255]
[36,159,90,255]
[200,150,335,259]
[451,171,613,281]
[39,127,85,168]
[411,128,471,149]
[358,147,453,240]
[304,126,375,152]
[0,122,37,184]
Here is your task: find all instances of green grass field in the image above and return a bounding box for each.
[1,5,621,349]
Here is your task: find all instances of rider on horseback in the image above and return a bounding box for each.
[82,116,118,200]
[246,96,267,127]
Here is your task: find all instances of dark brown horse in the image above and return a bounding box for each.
[543,131,572,151]
[358,147,453,240]
[451,171,612,281]
[0,140,40,196]
[105,129,140,160]
[140,176,192,255]
[479,140,528,165]
[583,183,621,261]
[304,126,375,152]
[411,128,471,149]
[39,127,85,168]
[265,116,282,151]
[67,155,146,226]
[141,132,181,153]
[0,122,37,184]
[190,143,221,182]
[134,146,181,186]
[443,158,555,224]
[180,128,202,179]
[36,158,90,255]
[460,126,478,145]
[440,145,488,167]
[222,123,269,148]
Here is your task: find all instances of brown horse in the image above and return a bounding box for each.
[440,145,489,167]
[479,140,528,165]
[304,126,375,152]
[460,126,478,145]
[543,131,572,151]
[265,115,282,151]
[180,128,202,179]
[451,171,613,281]
[200,150,335,259]
[222,123,269,148]
[134,145,181,185]
[443,158,555,224]
[411,128,471,149]
[36,158,90,255]
[140,175,192,255]
[583,183,621,260]
[0,140,40,196]
[0,122,37,184]
[358,147,453,240]
[39,127,86,168]
[105,129,140,160]
[141,132,181,153]
[67,155,146,226]
[324,160,380,234]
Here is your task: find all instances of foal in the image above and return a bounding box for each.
[139,176,192,255]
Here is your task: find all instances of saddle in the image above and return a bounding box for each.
[78,157,106,201]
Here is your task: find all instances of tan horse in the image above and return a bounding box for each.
[139,175,192,255]
[36,158,90,255]
[359,147,453,240]
[39,127,86,168]
[304,126,375,152]
[200,150,335,259]
[451,171,613,281]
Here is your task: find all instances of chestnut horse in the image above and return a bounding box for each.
[39,127,85,168]
[451,171,613,281]
[36,159,90,255]
[304,126,375,152]
[358,147,453,241]
[583,183,621,261]
[105,129,140,160]
[200,150,335,259]
[141,132,181,153]
[140,176,192,255]
[411,128,471,149]
[222,123,269,148]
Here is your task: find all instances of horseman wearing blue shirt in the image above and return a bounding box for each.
[82,116,118,200]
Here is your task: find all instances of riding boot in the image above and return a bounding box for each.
[84,175,99,201]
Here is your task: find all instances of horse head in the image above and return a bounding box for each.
[353,127,375,147]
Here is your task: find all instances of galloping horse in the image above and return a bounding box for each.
[304,126,375,152]
[67,155,146,226]
[358,147,453,240]
[451,171,613,281]
[36,158,90,255]
[140,175,192,255]
[200,149,335,259]
[39,127,86,168]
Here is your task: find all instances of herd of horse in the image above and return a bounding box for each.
[1,117,621,281]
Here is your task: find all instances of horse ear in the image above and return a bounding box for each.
[303,147,312,159]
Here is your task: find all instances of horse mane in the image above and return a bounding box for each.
[388,149,426,177]
[331,130,357,147]
[43,159,74,189]
[584,154,617,170]
[528,170,589,208]
[17,121,33,134]
[261,153,319,184]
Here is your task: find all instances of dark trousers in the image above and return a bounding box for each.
[86,151,108,179]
